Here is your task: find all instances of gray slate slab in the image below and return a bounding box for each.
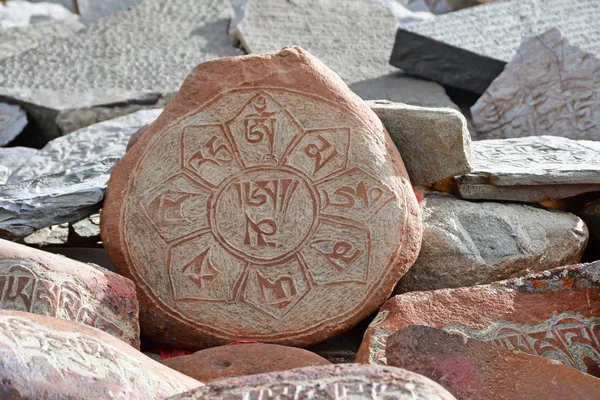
[0,0,241,142]
[391,0,600,93]
[0,147,37,184]
[0,103,27,146]
[367,100,473,185]
[236,0,457,108]
[77,0,144,21]
[0,0,78,29]
[454,136,600,202]
[472,28,600,141]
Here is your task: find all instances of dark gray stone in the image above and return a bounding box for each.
[391,0,600,93]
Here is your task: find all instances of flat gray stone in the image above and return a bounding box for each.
[395,191,588,293]
[0,146,37,184]
[472,28,600,141]
[0,103,27,146]
[391,0,600,93]
[77,0,144,21]
[27,0,76,13]
[0,0,241,141]
[236,0,457,108]
[367,100,473,185]
[0,110,159,237]
[0,0,77,29]
[454,136,600,202]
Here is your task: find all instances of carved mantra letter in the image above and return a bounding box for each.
[257,272,297,309]
[325,181,384,209]
[244,214,277,248]
[244,96,277,156]
[305,135,338,174]
[189,134,233,169]
[321,241,361,271]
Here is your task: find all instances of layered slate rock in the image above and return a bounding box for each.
[367,101,473,185]
[0,239,140,347]
[387,326,600,400]
[0,0,241,141]
[357,261,600,374]
[0,110,160,237]
[0,146,36,185]
[453,136,600,202]
[167,364,456,400]
[0,310,201,399]
[391,0,600,93]
[395,191,588,293]
[101,47,423,349]
[236,0,457,108]
[0,103,27,146]
[163,343,331,382]
[472,28,600,141]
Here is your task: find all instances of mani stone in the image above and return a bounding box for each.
[0,239,140,347]
[0,0,241,142]
[167,364,456,400]
[0,102,27,146]
[162,343,331,382]
[386,326,600,400]
[395,191,588,293]
[453,136,600,203]
[366,100,473,185]
[391,0,600,94]
[472,28,600,141]
[357,261,600,374]
[101,47,423,349]
[0,309,201,399]
[236,0,458,109]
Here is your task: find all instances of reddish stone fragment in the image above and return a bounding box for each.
[167,364,456,399]
[357,261,600,377]
[163,343,331,382]
[101,46,422,349]
[387,325,600,400]
[0,239,140,348]
[0,310,201,399]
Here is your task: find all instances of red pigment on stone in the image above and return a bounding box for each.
[227,340,261,346]
[438,358,479,395]
[413,187,425,204]
[151,348,194,360]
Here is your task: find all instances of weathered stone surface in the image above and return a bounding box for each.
[472,28,600,141]
[27,0,76,13]
[77,0,143,21]
[0,239,140,347]
[454,136,600,202]
[70,213,101,243]
[395,191,588,293]
[0,17,84,61]
[357,261,600,374]
[0,309,201,399]
[0,0,241,141]
[163,343,331,382]
[387,325,600,400]
[23,222,69,246]
[405,0,500,14]
[236,0,457,108]
[0,103,27,146]
[0,0,77,29]
[581,199,600,261]
[391,0,600,93]
[0,146,36,184]
[45,246,116,272]
[101,47,423,349]
[167,364,456,400]
[367,101,472,185]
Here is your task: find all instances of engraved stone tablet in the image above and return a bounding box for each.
[167,364,456,400]
[391,0,600,93]
[0,239,140,348]
[453,136,600,202]
[101,47,423,348]
[387,325,600,400]
[472,28,600,141]
[357,261,600,375]
[0,310,201,399]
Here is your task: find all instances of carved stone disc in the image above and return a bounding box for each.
[101,47,422,348]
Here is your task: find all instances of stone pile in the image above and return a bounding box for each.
[1,0,599,398]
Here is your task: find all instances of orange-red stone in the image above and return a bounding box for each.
[101,47,422,348]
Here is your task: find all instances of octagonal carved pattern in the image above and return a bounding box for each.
[121,88,408,340]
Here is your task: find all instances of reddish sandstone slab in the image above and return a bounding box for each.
[101,47,422,348]
[387,325,600,400]
[167,364,456,400]
[0,310,201,399]
[162,342,331,382]
[357,261,600,376]
[0,239,140,348]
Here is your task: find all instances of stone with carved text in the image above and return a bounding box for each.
[167,364,456,400]
[0,310,201,399]
[163,343,331,382]
[101,47,423,348]
[386,326,600,400]
[472,28,600,141]
[357,261,600,377]
[0,239,140,347]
